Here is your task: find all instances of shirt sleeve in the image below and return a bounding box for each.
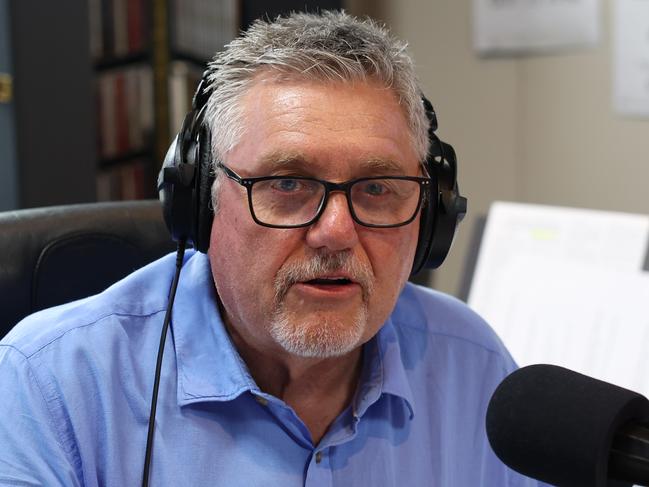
[0,345,82,486]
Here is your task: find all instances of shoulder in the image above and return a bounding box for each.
[1,251,182,359]
[390,282,516,370]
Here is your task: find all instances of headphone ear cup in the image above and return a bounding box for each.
[411,173,436,275]
[410,133,467,276]
[425,182,465,270]
[158,136,195,244]
[193,126,215,253]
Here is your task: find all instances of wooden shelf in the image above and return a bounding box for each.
[93,52,151,71]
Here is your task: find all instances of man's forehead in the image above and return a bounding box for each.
[243,74,406,120]
[226,78,421,175]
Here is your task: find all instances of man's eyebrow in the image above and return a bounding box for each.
[255,152,408,175]
[256,152,312,173]
[358,157,405,174]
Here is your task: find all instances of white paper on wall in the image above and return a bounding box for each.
[468,202,649,395]
[473,0,600,54]
[613,0,649,118]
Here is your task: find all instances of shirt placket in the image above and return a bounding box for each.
[304,407,361,487]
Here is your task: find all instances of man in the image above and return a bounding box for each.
[0,11,541,486]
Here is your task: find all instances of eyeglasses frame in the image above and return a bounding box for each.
[216,162,433,229]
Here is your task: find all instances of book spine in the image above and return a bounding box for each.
[113,0,128,56]
[168,61,189,136]
[101,0,114,58]
[132,159,148,199]
[114,71,129,154]
[96,167,121,200]
[138,65,154,145]
[125,67,143,150]
[98,71,117,158]
[120,163,136,200]
[127,0,142,53]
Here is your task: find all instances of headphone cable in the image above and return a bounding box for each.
[142,239,187,487]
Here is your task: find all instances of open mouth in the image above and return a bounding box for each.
[305,278,353,286]
[290,276,363,299]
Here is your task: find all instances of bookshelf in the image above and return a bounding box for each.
[89,0,343,203]
[89,0,242,201]
[90,0,155,201]
[0,0,344,211]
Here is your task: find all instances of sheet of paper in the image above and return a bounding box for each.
[468,202,649,395]
[613,0,649,117]
[473,0,600,54]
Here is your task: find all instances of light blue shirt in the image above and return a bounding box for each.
[0,251,542,486]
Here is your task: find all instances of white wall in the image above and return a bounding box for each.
[520,2,649,214]
[348,0,649,297]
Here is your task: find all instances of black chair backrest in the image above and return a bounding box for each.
[0,200,175,338]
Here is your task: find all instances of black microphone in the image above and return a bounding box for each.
[486,364,649,487]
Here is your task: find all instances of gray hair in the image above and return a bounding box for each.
[204,10,429,195]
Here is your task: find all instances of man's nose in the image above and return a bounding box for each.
[305,192,359,252]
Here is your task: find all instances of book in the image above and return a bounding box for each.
[113,0,128,56]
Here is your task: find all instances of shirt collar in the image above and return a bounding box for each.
[171,251,416,419]
[354,318,416,420]
[171,251,258,407]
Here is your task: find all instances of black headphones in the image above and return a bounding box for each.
[158,71,467,275]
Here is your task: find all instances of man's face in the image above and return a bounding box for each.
[208,78,422,360]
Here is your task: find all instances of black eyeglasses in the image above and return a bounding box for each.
[217,162,432,228]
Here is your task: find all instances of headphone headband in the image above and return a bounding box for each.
[159,73,467,274]
[192,74,212,112]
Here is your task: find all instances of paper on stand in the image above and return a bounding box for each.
[468,202,649,395]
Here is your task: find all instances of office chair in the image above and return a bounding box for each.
[0,200,175,339]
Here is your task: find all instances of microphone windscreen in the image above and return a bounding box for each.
[486,364,649,487]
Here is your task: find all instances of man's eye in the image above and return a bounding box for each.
[363,182,389,196]
[272,179,301,192]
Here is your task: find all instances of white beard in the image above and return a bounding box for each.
[269,304,368,358]
[269,249,374,358]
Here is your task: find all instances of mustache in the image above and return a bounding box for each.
[274,251,374,302]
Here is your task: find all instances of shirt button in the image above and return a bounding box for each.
[254,395,268,406]
[315,451,323,464]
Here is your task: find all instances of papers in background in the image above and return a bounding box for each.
[473,0,600,54]
[613,0,649,118]
[468,202,649,395]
